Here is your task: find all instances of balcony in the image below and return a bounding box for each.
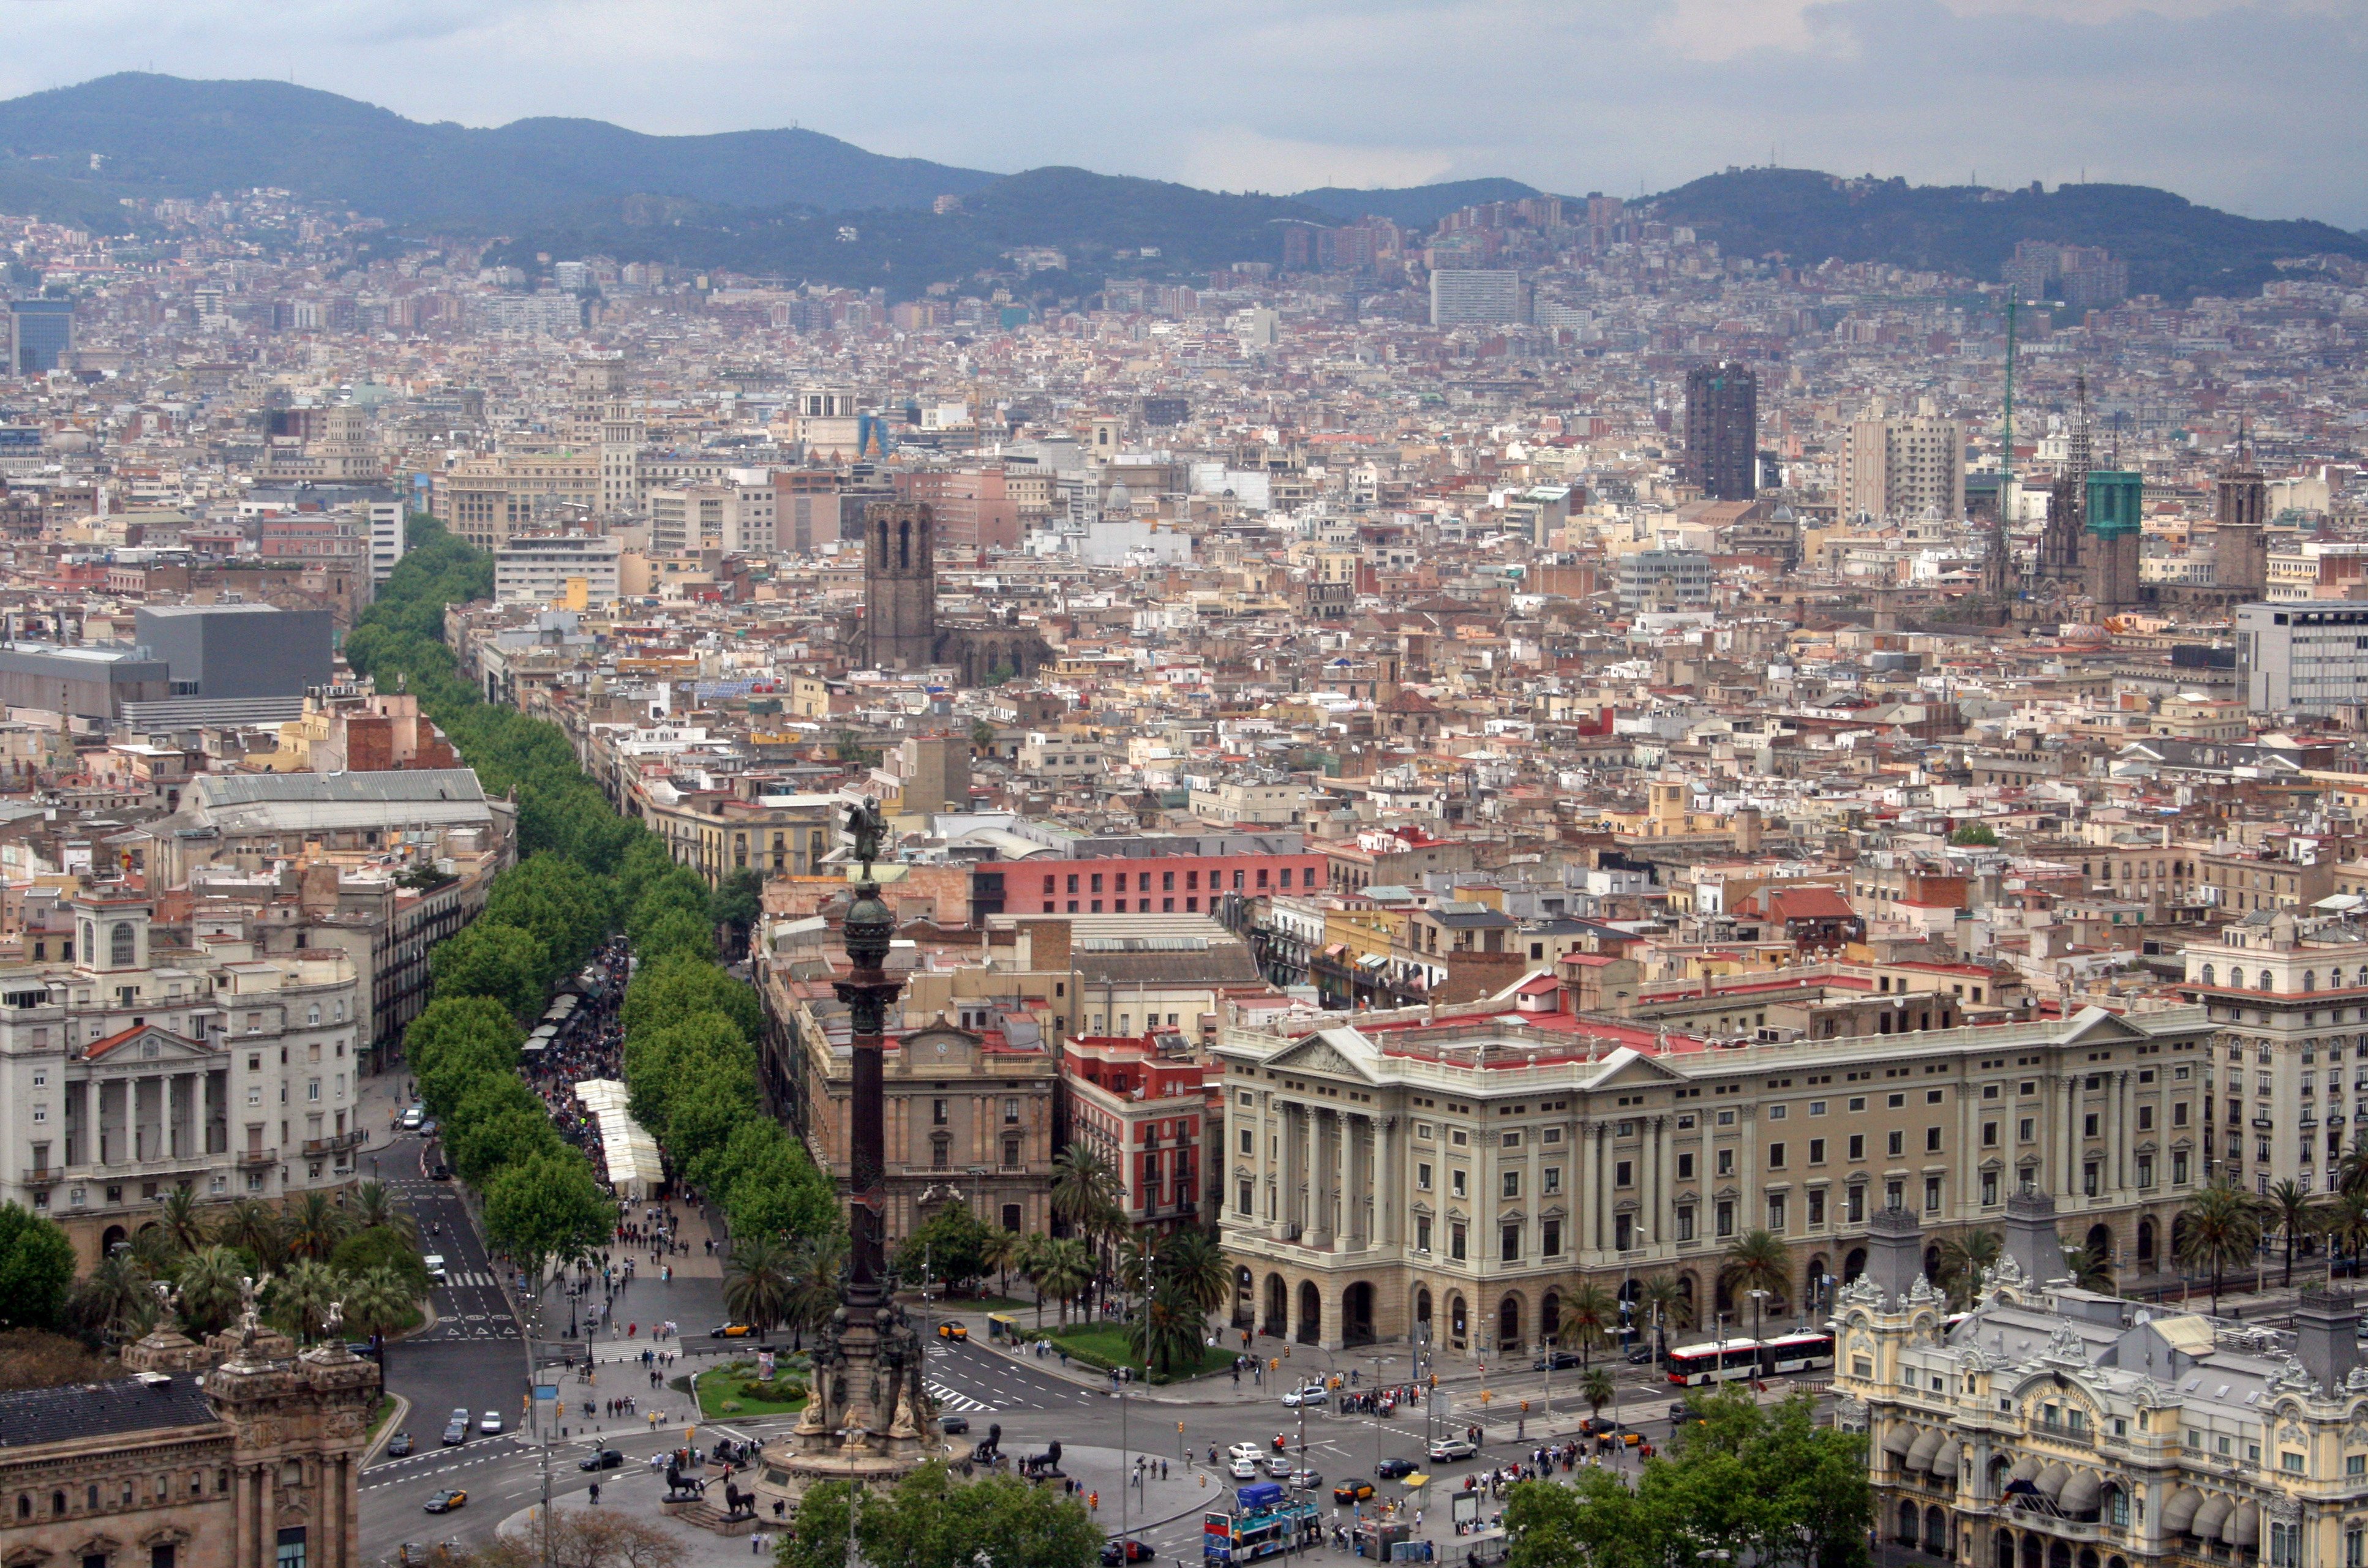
[235,1147,278,1168]
[18,1168,57,1185]
[303,1131,367,1155]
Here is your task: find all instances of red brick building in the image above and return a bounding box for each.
[1061,1030,1215,1231]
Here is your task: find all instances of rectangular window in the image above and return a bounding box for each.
[1848,1134,1865,1161]
[1925,1176,1942,1212]
[1887,1130,1904,1157]
[933,1098,949,1126]
[1715,1199,1734,1238]
[1239,1179,1254,1215]
[1451,1169,1467,1198]
[1808,1138,1825,1164]
[1807,1188,1825,1226]
[1450,1223,1467,1261]
[1677,1152,1695,1180]
[1416,1163,1432,1191]
[1767,1194,1786,1232]
[1544,1218,1564,1256]
[1501,1223,1521,1262]
[1543,1166,1562,1195]
[1676,1205,1696,1241]
[1614,1160,1632,1187]
[1848,1185,1866,1223]
[1926,1127,1942,1152]
[1415,1215,1432,1253]
[1239,1128,1254,1155]
[1982,1171,1999,1206]
[1768,1143,1786,1170]
[276,1530,307,1568]
[1501,1171,1520,1199]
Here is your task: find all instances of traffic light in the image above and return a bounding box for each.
[1520,1400,1530,1414]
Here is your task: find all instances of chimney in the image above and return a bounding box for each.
[1865,1199,1923,1305]
[2003,1183,2067,1286]
[2294,1289,2360,1391]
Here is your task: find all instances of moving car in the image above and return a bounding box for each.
[1374,1457,1419,1480]
[1427,1437,1478,1463]
[423,1256,448,1284]
[423,1490,467,1514]
[386,1432,414,1458]
[710,1322,754,1338]
[479,1411,502,1435]
[1279,1381,1329,1408]
[579,1450,623,1472]
[1099,1542,1154,1566]
[1532,1351,1584,1371]
[1227,1443,1263,1465]
[941,1416,970,1436]
[402,1106,423,1131]
[1626,1346,1656,1365]
[1287,1468,1323,1491]
[442,1409,470,1446]
[429,1161,451,1182]
[1262,1452,1295,1477]
[1333,1479,1375,1504]
[1578,1416,1618,1437]
[936,1321,968,1340]
[1667,1402,1703,1427]
[419,1120,438,1138]
[1227,1455,1260,1480]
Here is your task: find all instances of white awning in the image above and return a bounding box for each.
[1906,1430,1946,1472]
[574,1078,663,1202]
[2229,1501,2260,1548]
[2193,1495,2233,1539]
[2059,1471,2100,1515]
[2161,1488,2203,1534]
[2035,1462,2070,1501]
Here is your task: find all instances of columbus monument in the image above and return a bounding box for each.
[754,798,943,1509]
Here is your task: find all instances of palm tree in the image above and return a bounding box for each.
[1115,1232,1158,1302]
[783,1232,847,1349]
[2263,1179,2323,1288]
[1933,1229,2003,1309]
[1637,1274,1693,1367]
[69,1251,151,1345]
[341,1264,416,1351]
[128,1223,181,1279]
[349,1181,418,1245]
[214,1198,286,1270]
[1013,1234,1054,1330]
[1127,1282,1206,1379]
[1035,1238,1094,1327]
[979,1228,1022,1301]
[2176,1180,2265,1313]
[1049,1145,1119,1238]
[2324,1190,2368,1279]
[269,1259,342,1344]
[2339,1134,2368,1198]
[1562,1283,1617,1368]
[175,1244,248,1338]
[284,1192,352,1264]
[158,1186,209,1258]
[1580,1368,1618,1429]
[2061,1243,2114,1293]
[724,1237,794,1335]
[1157,1227,1233,1320]
[1721,1229,1790,1340]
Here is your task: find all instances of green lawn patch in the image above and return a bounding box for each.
[693,1363,808,1419]
[1046,1322,1235,1384]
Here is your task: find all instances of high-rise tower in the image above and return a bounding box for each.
[1683,362,1758,501]
[2084,467,2144,612]
[863,501,938,670]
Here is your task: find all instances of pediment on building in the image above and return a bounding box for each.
[1582,1047,1691,1090]
[1269,1028,1377,1083]
[2056,1007,2152,1046]
[85,1024,217,1064]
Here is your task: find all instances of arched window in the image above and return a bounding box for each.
[876,519,889,565]
[110,922,133,967]
[2304,970,2318,993]
[2200,964,2215,986]
[898,518,911,569]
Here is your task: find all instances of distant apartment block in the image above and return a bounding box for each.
[1429,269,1522,328]
[1843,415,1966,522]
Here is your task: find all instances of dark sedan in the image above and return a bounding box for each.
[579,1449,624,1472]
[1531,1351,1584,1371]
[1374,1457,1419,1480]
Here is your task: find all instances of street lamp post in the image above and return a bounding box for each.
[1746,1289,1770,1386]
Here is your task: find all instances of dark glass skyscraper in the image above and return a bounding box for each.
[1683,362,1758,501]
[7,299,74,375]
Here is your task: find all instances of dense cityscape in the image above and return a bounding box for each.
[0,53,2364,1568]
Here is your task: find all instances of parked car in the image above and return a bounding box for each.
[401,1107,423,1131]
[1374,1457,1419,1480]
[940,1416,970,1436]
[1531,1351,1584,1371]
[479,1411,502,1435]
[1626,1346,1656,1365]
[579,1449,623,1472]
[1100,1542,1154,1566]
[386,1432,413,1457]
[1667,1402,1702,1427]
[1427,1438,1478,1463]
[423,1490,467,1514]
[936,1321,968,1340]
[1332,1479,1375,1504]
[418,1120,438,1138]
[429,1161,451,1181]
[710,1323,754,1338]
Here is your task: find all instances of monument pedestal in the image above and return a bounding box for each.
[753,1294,952,1510]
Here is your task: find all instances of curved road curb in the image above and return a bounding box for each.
[363,1392,413,1468]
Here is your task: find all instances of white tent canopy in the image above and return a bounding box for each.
[575,1078,663,1201]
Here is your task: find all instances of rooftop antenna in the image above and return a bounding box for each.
[2068,373,2092,485]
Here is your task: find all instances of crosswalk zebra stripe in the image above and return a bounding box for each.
[926,1382,992,1412]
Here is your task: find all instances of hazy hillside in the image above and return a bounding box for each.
[1292,178,1541,227]
[0,73,996,225]
[1652,168,2368,302]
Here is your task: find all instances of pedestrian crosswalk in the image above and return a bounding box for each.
[438,1270,500,1289]
[927,1381,993,1413]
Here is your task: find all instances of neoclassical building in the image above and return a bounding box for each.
[1212,964,2217,1357]
[1837,1189,2368,1568]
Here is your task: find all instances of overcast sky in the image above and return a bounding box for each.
[6,0,2364,228]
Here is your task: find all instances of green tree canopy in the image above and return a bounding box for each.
[0,1203,75,1332]
[1950,822,1999,846]
[484,1150,611,1289]
[428,920,547,1022]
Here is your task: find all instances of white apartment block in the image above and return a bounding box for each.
[1845,416,1967,523]
[494,531,623,606]
[0,893,366,1266]
[2236,603,2368,717]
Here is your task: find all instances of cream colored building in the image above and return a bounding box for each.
[1844,415,1967,523]
[1212,987,2214,1355]
[434,448,601,550]
[1836,1188,2368,1568]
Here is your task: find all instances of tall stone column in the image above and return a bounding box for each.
[1344,1116,1369,1251]
[1374,1117,1396,1247]
[1274,1101,1300,1242]
[1307,1109,1336,1248]
[2061,1076,2080,1201]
